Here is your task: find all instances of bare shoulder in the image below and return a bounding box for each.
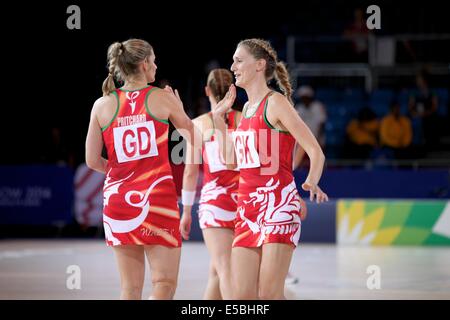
[193,113,213,134]
[267,92,294,114]
[92,94,117,115]
[148,87,174,106]
[93,94,116,108]
[194,113,211,124]
[270,91,292,105]
[146,86,183,107]
[145,87,174,119]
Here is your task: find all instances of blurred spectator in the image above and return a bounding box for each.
[380,101,413,159]
[293,85,327,169]
[295,86,327,145]
[342,8,369,62]
[408,69,439,152]
[345,107,379,159]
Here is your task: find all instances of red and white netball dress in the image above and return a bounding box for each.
[231,92,306,248]
[198,111,239,229]
[101,85,181,247]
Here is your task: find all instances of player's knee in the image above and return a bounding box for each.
[208,262,218,276]
[209,266,219,281]
[214,258,231,277]
[152,276,177,298]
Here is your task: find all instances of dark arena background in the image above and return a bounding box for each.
[1,0,449,311]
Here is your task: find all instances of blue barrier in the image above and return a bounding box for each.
[171,167,450,243]
[294,169,450,199]
[299,201,336,243]
[0,165,74,225]
[2,165,447,245]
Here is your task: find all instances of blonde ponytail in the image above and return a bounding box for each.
[102,42,123,96]
[275,61,293,105]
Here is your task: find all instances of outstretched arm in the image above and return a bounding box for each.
[160,86,204,240]
[269,94,328,203]
[161,87,203,154]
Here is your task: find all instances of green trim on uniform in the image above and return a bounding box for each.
[101,91,120,131]
[263,95,290,134]
[145,87,170,125]
[118,84,151,92]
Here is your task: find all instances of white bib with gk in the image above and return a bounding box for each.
[232,131,261,169]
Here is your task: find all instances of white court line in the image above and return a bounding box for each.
[0,248,74,260]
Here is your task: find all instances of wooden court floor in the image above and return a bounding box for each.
[0,240,449,299]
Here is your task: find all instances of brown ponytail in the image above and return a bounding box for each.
[102,42,123,96]
[275,61,293,105]
[207,68,233,102]
[102,39,153,96]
